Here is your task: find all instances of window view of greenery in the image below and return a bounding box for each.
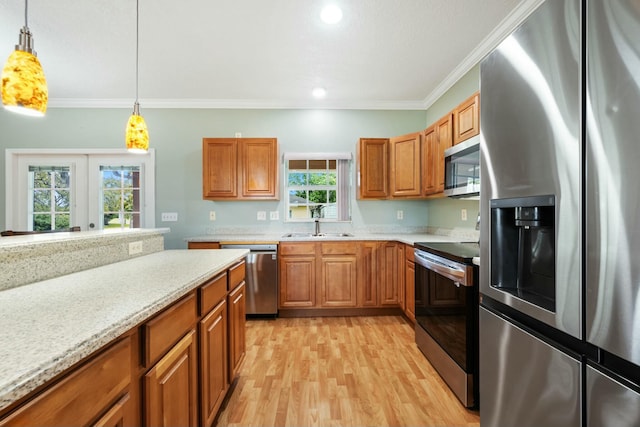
[101,166,141,229]
[287,159,338,220]
[29,167,71,231]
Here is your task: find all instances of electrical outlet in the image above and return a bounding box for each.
[161,212,178,222]
[128,241,143,255]
[257,211,267,220]
[396,210,404,220]
[461,209,468,221]
[270,211,279,220]
[209,211,216,221]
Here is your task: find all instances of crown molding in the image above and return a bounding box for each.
[48,98,426,111]
[421,0,545,109]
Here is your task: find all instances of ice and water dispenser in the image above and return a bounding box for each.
[490,195,556,312]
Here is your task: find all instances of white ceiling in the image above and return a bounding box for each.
[0,0,543,110]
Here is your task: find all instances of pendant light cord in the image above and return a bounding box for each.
[24,0,28,27]
[135,0,140,103]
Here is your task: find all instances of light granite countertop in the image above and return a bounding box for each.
[187,232,479,246]
[0,248,248,412]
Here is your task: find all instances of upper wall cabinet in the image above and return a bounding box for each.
[357,138,389,199]
[202,138,279,200]
[389,132,422,198]
[422,113,452,197]
[453,92,480,145]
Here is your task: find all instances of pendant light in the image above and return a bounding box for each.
[1,0,48,117]
[125,0,149,153]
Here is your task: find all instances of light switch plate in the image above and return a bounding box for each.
[209,211,216,221]
[270,211,279,220]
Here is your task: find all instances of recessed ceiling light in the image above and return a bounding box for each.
[321,4,343,24]
[312,87,327,98]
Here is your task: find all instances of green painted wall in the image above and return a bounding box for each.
[1,65,483,248]
[0,108,431,248]
[424,64,480,229]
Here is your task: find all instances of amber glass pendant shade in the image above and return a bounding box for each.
[126,103,149,153]
[2,42,48,117]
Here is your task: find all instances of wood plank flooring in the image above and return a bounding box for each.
[215,316,480,427]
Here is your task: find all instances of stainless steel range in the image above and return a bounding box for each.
[414,242,479,408]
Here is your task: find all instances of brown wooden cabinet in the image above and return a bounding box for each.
[453,92,480,145]
[228,281,246,381]
[379,242,399,306]
[202,137,278,200]
[436,113,453,192]
[404,244,416,324]
[188,241,221,250]
[199,299,228,427]
[144,330,198,427]
[389,132,422,197]
[0,338,133,427]
[422,125,438,196]
[279,243,317,308]
[357,138,389,199]
[357,241,378,307]
[319,242,358,308]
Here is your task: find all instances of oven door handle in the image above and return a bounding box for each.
[415,251,470,285]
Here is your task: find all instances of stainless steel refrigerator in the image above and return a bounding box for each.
[479,0,640,426]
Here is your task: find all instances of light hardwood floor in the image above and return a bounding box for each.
[215,316,480,427]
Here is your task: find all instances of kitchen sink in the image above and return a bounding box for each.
[281,232,354,238]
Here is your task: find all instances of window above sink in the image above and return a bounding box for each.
[283,152,352,222]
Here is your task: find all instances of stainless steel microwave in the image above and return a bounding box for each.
[444,135,480,198]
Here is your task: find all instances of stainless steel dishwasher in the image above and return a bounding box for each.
[220,243,278,316]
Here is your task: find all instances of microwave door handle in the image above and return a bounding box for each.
[415,252,466,283]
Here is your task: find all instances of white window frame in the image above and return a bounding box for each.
[6,149,155,231]
[283,152,352,222]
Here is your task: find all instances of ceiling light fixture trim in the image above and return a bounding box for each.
[320,4,343,24]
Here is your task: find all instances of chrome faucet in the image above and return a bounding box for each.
[314,219,320,236]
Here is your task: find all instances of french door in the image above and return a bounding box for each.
[6,150,155,231]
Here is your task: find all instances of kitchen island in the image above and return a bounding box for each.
[0,247,248,425]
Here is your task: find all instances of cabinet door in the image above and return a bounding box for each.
[92,394,130,427]
[0,338,132,427]
[228,282,246,380]
[279,255,317,308]
[240,138,278,199]
[389,132,421,197]
[379,242,399,306]
[357,138,389,199]
[397,244,405,308]
[405,258,416,323]
[320,255,357,307]
[144,330,198,427]
[422,125,438,196]
[199,300,228,427]
[453,93,480,145]
[202,138,238,199]
[358,241,378,306]
[436,114,453,192]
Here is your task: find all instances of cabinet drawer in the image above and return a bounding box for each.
[229,260,246,290]
[0,338,131,427]
[144,293,197,366]
[280,243,316,255]
[200,272,227,315]
[321,242,357,255]
[188,241,220,250]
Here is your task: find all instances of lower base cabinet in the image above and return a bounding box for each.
[144,330,198,427]
[0,260,247,427]
[228,282,246,380]
[199,300,228,427]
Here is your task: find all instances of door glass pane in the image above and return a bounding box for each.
[28,166,71,231]
[100,166,141,229]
